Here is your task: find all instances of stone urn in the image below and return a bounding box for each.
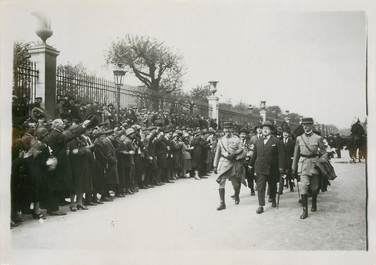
[36,28,53,44]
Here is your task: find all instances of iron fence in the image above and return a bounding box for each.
[56,68,212,117]
[13,61,39,103]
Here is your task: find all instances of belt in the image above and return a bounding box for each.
[300,154,318,158]
[221,154,232,160]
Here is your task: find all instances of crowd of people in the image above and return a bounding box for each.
[11,96,221,228]
[10,95,366,227]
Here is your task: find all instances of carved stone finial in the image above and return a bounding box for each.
[32,12,53,44]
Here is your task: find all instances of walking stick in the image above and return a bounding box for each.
[296,175,301,201]
[277,174,284,208]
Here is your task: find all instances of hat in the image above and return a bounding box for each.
[301,117,314,125]
[282,127,291,133]
[51,119,64,129]
[132,124,141,130]
[69,124,79,131]
[104,129,114,135]
[261,121,274,129]
[254,123,262,131]
[223,122,233,129]
[239,127,249,134]
[35,127,49,139]
[154,119,164,127]
[125,128,136,136]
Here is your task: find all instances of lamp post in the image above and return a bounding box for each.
[113,64,126,124]
[260,100,266,123]
[284,110,290,124]
[208,81,219,128]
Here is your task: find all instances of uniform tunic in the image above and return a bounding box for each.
[213,134,245,188]
[292,132,326,194]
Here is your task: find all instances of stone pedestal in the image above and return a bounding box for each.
[260,109,266,123]
[29,43,59,117]
[208,95,219,125]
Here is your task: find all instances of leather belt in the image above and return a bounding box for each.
[300,154,318,158]
[221,154,232,160]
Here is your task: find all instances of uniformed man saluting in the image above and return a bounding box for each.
[292,117,327,219]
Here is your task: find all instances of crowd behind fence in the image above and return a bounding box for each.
[14,62,303,130]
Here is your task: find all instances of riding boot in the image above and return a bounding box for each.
[217,189,226,211]
[311,192,317,212]
[300,194,308,219]
[234,187,240,205]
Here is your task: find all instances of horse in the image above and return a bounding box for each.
[342,134,366,163]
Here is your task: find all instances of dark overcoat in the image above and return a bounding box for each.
[94,137,119,185]
[250,135,285,181]
[67,137,92,193]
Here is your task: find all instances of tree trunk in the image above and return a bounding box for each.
[150,89,160,111]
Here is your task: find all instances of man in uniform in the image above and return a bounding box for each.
[213,122,245,210]
[292,117,327,219]
[250,121,285,214]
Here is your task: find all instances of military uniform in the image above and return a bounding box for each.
[213,122,245,210]
[292,117,326,219]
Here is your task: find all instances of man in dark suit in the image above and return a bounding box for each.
[250,121,285,214]
[281,128,295,192]
[246,123,263,195]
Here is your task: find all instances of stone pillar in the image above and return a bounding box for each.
[208,95,219,127]
[29,43,59,117]
[260,109,266,123]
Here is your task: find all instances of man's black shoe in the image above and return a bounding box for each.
[256,206,264,214]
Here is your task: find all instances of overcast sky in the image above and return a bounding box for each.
[7,1,367,129]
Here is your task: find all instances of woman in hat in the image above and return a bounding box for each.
[67,127,92,211]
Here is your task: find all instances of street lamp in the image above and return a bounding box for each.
[284,110,290,123]
[113,64,126,123]
[260,100,266,123]
[260,100,266,109]
[208,81,219,95]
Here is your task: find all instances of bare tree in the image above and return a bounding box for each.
[189,85,211,102]
[106,35,185,109]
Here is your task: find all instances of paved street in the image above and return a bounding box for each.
[11,153,367,262]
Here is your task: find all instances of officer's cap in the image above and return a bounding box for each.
[125,128,136,136]
[239,127,249,134]
[223,122,233,129]
[301,117,314,125]
[261,121,274,129]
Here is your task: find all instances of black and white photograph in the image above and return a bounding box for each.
[0,0,375,265]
